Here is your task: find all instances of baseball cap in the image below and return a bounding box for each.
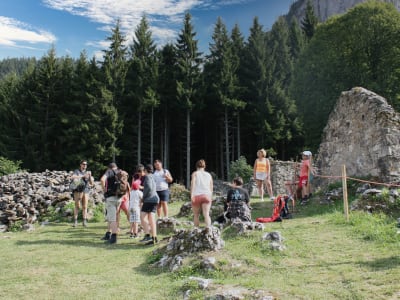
[302,150,312,156]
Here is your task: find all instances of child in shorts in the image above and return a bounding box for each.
[129,180,143,238]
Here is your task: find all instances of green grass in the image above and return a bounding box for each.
[0,197,399,300]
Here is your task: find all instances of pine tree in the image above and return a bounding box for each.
[101,20,127,163]
[205,17,245,179]
[158,43,178,167]
[176,12,202,187]
[125,15,158,167]
[301,0,319,40]
[241,17,271,153]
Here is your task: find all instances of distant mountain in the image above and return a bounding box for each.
[286,0,400,23]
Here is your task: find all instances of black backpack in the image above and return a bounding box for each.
[107,169,129,197]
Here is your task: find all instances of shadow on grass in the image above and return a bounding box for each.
[358,256,400,270]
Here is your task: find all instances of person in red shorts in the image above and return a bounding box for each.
[299,150,315,204]
[190,159,213,227]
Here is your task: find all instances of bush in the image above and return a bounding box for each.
[228,156,253,183]
[169,183,190,202]
[0,156,24,176]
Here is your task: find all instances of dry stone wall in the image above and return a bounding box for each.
[316,87,400,186]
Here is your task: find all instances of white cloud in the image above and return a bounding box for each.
[42,0,248,52]
[0,16,56,48]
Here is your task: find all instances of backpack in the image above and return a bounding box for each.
[108,169,129,197]
[69,178,86,193]
[256,194,292,223]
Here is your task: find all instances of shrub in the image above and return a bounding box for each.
[0,156,24,176]
[169,183,190,202]
[228,156,253,183]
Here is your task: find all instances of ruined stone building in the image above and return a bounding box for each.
[316,87,400,186]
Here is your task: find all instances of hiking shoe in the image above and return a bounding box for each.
[145,236,158,245]
[101,231,111,241]
[139,234,151,243]
[107,233,117,244]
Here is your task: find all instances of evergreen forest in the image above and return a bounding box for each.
[1,1,400,185]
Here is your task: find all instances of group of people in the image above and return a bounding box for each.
[98,160,173,245]
[70,150,315,244]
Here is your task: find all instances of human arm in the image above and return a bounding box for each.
[165,170,173,184]
[253,160,257,178]
[210,176,213,196]
[190,172,196,202]
[100,174,107,193]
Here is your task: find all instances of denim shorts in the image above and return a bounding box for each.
[157,190,170,202]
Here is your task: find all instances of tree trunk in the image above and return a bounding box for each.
[150,106,154,164]
[137,110,142,164]
[237,113,241,158]
[224,107,230,180]
[186,109,191,189]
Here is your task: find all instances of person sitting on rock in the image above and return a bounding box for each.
[226,176,251,222]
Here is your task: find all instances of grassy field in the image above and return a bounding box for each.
[1,197,399,300]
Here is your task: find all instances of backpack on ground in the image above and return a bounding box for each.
[256,194,292,223]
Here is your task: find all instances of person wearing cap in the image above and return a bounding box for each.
[299,151,315,204]
[128,179,143,238]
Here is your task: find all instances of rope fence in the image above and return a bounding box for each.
[311,165,400,221]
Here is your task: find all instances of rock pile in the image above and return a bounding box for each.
[262,231,285,251]
[230,219,265,235]
[153,226,224,271]
[0,170,104,231]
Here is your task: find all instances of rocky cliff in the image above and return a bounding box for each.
[287,0,400,22]
[316,87,400,185]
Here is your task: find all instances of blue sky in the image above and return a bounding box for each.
[0,0,295,60]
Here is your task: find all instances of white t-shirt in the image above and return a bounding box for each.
[129,190,143,211]
[153,169,170,191]
[191,170,212,197]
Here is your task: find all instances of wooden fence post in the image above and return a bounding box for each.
[342,164,349,222]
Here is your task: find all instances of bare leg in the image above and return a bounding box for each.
[140,212,149,234]
[148,212,157,237]
[81,194,88,220]
[192,205,200,227]
[201,201,212,227]
[257,180,264,200]
[265,178,273,198]
[161,201,168,218]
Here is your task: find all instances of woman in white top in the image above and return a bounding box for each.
[190,159,213,227]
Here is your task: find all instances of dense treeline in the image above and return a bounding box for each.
[1,2,399,184]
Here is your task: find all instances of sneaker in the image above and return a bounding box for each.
[130,234,138,239]
[72,220,78,227]
[270,196,275,201]
[145,236,158,245]
[83,219,88,227]
[139,234,151,243]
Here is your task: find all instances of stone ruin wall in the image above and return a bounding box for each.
[316,87,400,187]
[270,160,297,196]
